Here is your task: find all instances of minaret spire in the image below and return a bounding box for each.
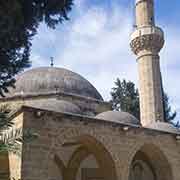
[130,0,165,126]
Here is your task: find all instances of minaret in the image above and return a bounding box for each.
[130,0,165,126]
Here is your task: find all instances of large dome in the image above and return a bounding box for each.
[5,67,103,100]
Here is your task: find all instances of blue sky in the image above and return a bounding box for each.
[30,0,180,121]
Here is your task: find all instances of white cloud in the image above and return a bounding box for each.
[72,8,107,37]
[54,3,138,100]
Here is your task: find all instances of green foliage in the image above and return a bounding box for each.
[0,105,37,180]
[163,92,177,122]
[0,105,38,155]
[0,0,73,96]
[1,128,38,155]
[110,79,177,122]
[111,79,140,120]
[0,105,21,154]
[0,105,13,132]
[0,128,22,155]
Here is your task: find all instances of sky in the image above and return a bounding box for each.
[30,0,180,121]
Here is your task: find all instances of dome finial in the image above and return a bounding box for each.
[50,57,54,67]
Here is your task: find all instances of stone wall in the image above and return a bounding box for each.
[15,107,180,180]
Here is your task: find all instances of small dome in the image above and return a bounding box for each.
[146,122,180,134]
[27,99,81,114]
[95,111,140,125]
[5,67,103,101]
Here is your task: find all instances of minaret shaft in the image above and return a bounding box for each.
[135,0,155,27]
[130,0,164,126]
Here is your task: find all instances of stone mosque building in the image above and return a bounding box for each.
[0,0,180,180]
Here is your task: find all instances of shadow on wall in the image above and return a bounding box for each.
[0,152,10,180]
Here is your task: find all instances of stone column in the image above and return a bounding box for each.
[130,0,165,126]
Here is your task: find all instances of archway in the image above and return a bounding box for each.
[65,135,117,180]
[0,152,10,179]
[129,144,173,180]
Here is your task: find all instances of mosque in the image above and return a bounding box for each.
[0,0,180,180]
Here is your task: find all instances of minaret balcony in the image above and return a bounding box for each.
[130,26,164,55]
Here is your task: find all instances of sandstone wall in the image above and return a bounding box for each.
[17,108,180,180]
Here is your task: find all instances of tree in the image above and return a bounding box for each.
[163,92,177,122]
[0,0,73,96]
[110,79,140,120]
[0,105,37,153]
[0,1,72,178]
[110,78,177,123]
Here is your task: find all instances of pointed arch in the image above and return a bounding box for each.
[128,143,173,180]
[66,135,117,180]
[65,146,91,180]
